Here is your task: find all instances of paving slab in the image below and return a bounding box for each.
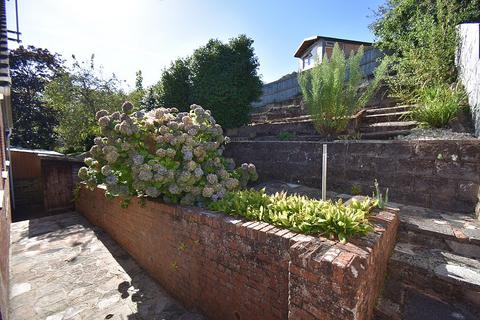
[9,212,206,320]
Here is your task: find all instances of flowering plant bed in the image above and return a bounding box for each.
[78,102,258,205]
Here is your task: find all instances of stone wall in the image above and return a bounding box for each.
[76,186,399,320]
[457,23,480,137]
[225,140,480,214]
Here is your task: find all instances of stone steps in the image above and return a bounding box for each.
[376,243,480,320]
[360,121,418,133]
[363,111,411,124]
[375,203,480,319]
[360,105,417,139]
[359,129,412,140]
[250,100,307,124]
[365,105,414,115]
[397,205,480,259]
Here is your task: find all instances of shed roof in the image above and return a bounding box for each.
[10,147,85,162]
[294,36,373,58]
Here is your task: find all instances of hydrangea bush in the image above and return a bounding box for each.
[78,102,258,206]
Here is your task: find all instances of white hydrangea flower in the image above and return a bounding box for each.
[98,116,111,127]
[132,154,144,165]
[146,187,160,198]
[193,167,203,177]
[105,151,119,164]
[206,174,218,184]
[202,186,214,198]
[105,175,118,185]
[101,165,112,176]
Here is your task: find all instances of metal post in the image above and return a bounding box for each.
[322,144,327,201]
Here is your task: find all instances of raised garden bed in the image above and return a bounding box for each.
[76,185,399,320]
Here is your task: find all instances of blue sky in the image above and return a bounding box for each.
[6,0,385,90]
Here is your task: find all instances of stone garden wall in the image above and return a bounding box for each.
[76,186,399,320]
[225,140,480,214]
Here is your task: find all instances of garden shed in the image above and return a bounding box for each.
[10,147,83,221]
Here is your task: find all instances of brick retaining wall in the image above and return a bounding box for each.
[225,140,480,214]
[76,186,399,320]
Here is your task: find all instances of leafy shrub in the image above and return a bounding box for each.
[208,189,376,243]
[371,0,480,101]
[298,44,387,135]
[78,102,258,205]
[409,84,466,128]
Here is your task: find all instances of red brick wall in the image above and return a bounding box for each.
[288,211,399,320]
[0,175,11,320]
[76,186,399,320]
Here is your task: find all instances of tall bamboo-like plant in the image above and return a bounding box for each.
[298,44,388,135]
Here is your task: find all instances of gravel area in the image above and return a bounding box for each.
[396,128,477,140]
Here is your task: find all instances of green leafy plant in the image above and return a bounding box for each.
[78,102,258,206]
[278,132,296,141]
[371,0,480,101]
[298,43,388,135]
[351,185,362,196]
[409,84,466,128]
[208,189,376,243]
[373,179,389,209]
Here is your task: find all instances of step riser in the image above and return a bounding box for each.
[360,130,412,140]
[376,262,480,319]
[360,124,416,133]
[365,105,413,115]
[398,228,480,259]
[363,113,409,124]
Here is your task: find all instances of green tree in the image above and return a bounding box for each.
[157,58,192,111]
[10,46,64,149]
[127,70,145,108]
[370,0,480,101]
[190,35,262,128]
[154,35,262,128]
[44,55,126,153]
[298,44,387,135]
[141,83,162,111]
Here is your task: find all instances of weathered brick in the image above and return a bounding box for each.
[77,187,399,320]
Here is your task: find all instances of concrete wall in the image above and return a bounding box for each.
[457,23,480,137]
[225,140,480,214]
[77,186,399,320]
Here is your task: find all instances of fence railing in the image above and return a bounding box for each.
[252,47,384,108]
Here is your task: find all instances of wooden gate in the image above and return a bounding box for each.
[41,159,74,213]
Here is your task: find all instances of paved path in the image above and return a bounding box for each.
[9,212,205,320]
